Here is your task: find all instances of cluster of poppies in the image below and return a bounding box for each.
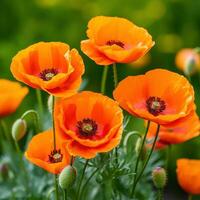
[1,16,199,198]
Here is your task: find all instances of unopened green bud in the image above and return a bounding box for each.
[12,119,27,141]
[47,95,53,113]
[135,138,147,161]
[96,173,103,183]
[59,165,76,189]
[152,167,167,189]
[184,57,196,76]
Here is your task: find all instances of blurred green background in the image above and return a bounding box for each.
[0,0,200,199]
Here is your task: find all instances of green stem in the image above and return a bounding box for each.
[133,121,150,182]
[76,159,89,200]
[101,66,109,94]
[79,155,110,198]
[115,147,118,166]
[36,89,44,117]
[14,140,21,154]
[63,189,67,200]
[157,189,163,200]
[131,124,160,197]
[79,167,99,198]
[113,63,118,165]
[112,63,118,88]
[52,96,56,150]
[14,141,29,193]
[188,194,193,200]
[52,96,59,199]
[54,175,59,200]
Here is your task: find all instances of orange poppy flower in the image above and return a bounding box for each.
[175,48,200,75]
[113,69,195,125]
[0,79,28,117]
[25,130,70,174]
[81,16,154,65]
[177,159,200,195]
[147,111,200,149]
[55,91,123,159]
[10,42,85,97]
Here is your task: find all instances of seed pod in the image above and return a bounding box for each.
[152,167,167,189]
[12,119,27,141]
[59,165,76,189]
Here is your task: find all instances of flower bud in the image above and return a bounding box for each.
[175,48,200,76]
[12,119,27,141]
[47,95,53,113]
[135,138,147,161]
[96,173,103,183]
[59,165,76,189]
[184,57,196,76]
[152,167,167,189]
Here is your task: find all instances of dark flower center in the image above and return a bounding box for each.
[39,68,58,81]
[77,118,98,137]
[146,96,166,116]
[106,40,125,48]
[48,149,63,163]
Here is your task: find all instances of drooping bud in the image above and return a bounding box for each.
[152,167,167,189]
[135,138,147,161]
[12,119,27,141]
[47,95,53,113]
[59,165,76,189]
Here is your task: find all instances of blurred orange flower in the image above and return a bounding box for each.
[81,16,154,65]
[55,91,123,159]
[0,79,28,117]
[175,48,200,75]
[113,69,195,125]
[147,112,200,149]
[25,130,70,174]
[177,159,200,195]
[11,42,85,97]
